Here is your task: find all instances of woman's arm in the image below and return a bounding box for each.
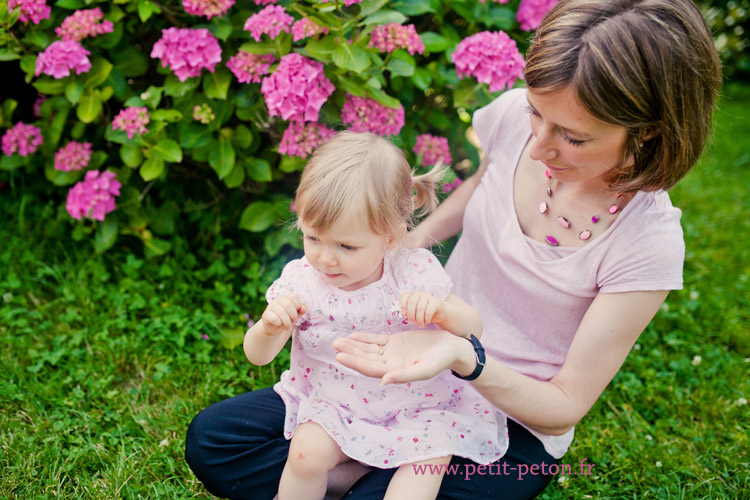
[334,289,668,436]
[406,157,490,248]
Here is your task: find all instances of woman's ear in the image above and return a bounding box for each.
[641,126,659,141]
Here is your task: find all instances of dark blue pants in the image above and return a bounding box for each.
[185,387,558,499]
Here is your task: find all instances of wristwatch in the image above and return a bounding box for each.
[451,334,486,381]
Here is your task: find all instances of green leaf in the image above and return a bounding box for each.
[1,99,18,127]
[55,0,86,8]
[209,138,235,179]
[179,123,212,148]
[137,0,160,22]
[219,327,245,350]
[421,32,452,53]
[367,88,401,109]
[164,75,200,97]
[151,139,182,163]
[359,0,389,17]
[305,35,340,59]
[264,228,298,257]
[0,48,20,61]
[246,157,272,182]
[114,47,149,78]
[386,58,414,77]
[485,6,515,30]
[76,94,103,123]
[362,10,407,26]
[278,155,306,173]
[143,237,172,258]
[82,58,113,89]
[336,75,367,97]
[120,144,143,168]
[239,201,277,232]
[210,16,233,41]
[0,155,27,171]
[140,157,165,181]
[332,45,371,73]
[411,66,432,90]
[392,0,435,16]
[203,68,232,100]
[223,163,245,188]
[232,124,254,150]
[238,40,277,55]
[151,109,182,122]
[93,218,118,254]
[44,163,82,186]
[32,78,66,95]
[65,80,83,105]
[150,201,179,236]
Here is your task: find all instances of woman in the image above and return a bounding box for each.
[186,1,721,498]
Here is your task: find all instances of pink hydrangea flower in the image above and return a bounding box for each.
[292,18,329,42]
[182,0,234,19]
[193,103,215,124]
[413,134,452,167]
[243,5,293,42]
[278,121,336,158]
[516,0,559,31]
[452,30,525,92]
[151,28,222,82]
[112,107,150,139]
[442,178,463,193]
[261,53,335,122]
[368,23,424,55]
[226,51,275,84]
[54,141,93,171]
[1,122,43,157]
[341,95,404,137]
[320,0,362,6]
[8,0,50,24]
[35,40,92,79]
[55,8,114,41]
[33,96,46,117]
[66,170,121,221]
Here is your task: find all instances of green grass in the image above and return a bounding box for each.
[1,84,748,499]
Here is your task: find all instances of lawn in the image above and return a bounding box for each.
[1,84,748,499]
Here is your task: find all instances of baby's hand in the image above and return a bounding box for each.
[262,293,307,336]
[399,291,446,328]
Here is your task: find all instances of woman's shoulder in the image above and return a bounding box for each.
[473,88,530,160]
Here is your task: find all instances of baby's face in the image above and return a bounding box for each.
[300,215,394,292]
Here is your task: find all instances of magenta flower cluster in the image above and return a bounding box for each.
[261,53,335,122]
[452,30,525,92]
[516,0,559,31]
[112,107,150,139]
[54,141,93,171]
[55,8,114,41]
[243,5,293,42]
[151,28,222,82]
[66,170,121,221]
[442,178,463,194]
[341,95,404,137]
[292,18,329,42]
[413,134,452,167]
[1,122,43,157]
[35,40,92,79]
[369,23,424,55]
[278,121,336,159]
[227,52,275,84]
[182,0,234,19]
[8,0,50,24]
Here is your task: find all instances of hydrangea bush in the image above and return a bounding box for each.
[1,0,556,259]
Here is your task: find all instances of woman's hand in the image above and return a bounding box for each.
[332,330,475,385]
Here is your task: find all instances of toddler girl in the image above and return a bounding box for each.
[243,131,507,500]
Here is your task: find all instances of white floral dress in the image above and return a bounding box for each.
[269,248,508,467]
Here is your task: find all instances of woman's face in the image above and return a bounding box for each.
[526,86,630,187]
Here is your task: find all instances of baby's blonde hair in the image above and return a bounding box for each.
[294,131,448,240]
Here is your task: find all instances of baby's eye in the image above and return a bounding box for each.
[305,236,319,242]
[340,244,357,251]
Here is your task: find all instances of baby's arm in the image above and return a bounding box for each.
[399,292,482,338]
[243,293,307,366]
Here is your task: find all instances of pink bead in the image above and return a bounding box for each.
[545,235,559,246]
[557,216,570,228]
[579,230,591,241]
[545,169,550,178]
[609,204,619,214]
[539,201,548,214]
[591,215,600,223]
[546,187,552,197]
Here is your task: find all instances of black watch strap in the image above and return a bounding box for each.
[451,334,486,381]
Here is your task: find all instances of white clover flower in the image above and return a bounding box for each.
[691,355,702,366]
[737,398,747,406]
[656,461,662,467]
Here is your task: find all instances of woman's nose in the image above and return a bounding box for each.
[528,126,557,162]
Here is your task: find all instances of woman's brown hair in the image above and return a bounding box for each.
[524,0,722,193]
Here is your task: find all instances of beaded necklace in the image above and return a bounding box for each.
[538,169,623,246]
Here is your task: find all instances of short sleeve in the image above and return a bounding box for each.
[266,258,314,304]
[394,248,453,300]
[473,88,529,163]
[598,193,685,293]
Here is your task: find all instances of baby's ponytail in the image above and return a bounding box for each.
[411,159,450,218]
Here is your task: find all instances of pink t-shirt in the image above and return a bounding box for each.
[445,88,684,458]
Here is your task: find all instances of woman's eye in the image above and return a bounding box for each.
[564,136,586,147]
[525,105,540,117]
